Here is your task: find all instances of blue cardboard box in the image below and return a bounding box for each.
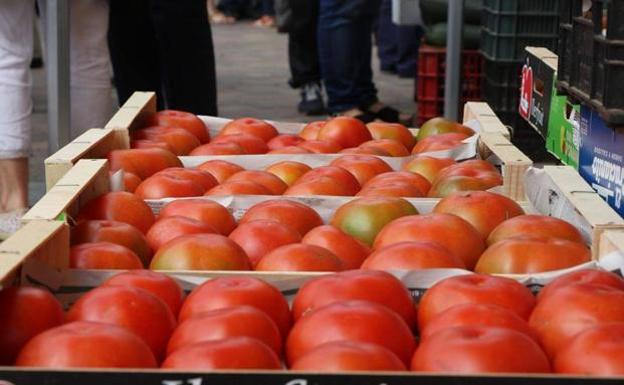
[579,105,624,217]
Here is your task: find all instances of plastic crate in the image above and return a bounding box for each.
[481,28,559,61]
[483,58,522,87]
[484,0,559,13]
[483,78,520,113]
[483,8,559,35]
[559,0,583,25]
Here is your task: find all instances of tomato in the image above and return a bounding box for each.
[255,243,344,272]
[264,161,312,186]
[330,155,393,186]
[361,241,465,270]
[411,326,550,373]
[340,146,391,156]
[448,159,498,173]
[401,156,456,184]
[226,170,288,195]
[166,306,282,355]
[291,341,406,371]
[206,180,272,196]
[298,140,342,153]
[155,168,219,191]
[318,117,372,148]
[330,197,418,246]
[161,337,281,370]
[357,181,427,198]
[286,300,416,366]
[178,276,291,338]
[15,321,157,368]
[268,145,312,154]
[121,171,143,193]
[132,126,200,155]
[363,171,432,196]
[367,122,415,150]
[71,220,152,266]
[267,134,306,150]
[158,199,236,235]
[211,133,269,154]
[417,117,474,141]
[537,269,624,302]
[418,274,536,331]
[428,175,494,198]
[433,191,524,239]
[66,286,176,362]
[131,139,173,152]
[135,174,205,199]
[301,225,371,269]
[196,160,245,184]
[554,323,624,376]
[285,176,356,196]
[239,199,323,236]
[373,213,485,270]
[411,133,469,154]
[292,270,416,327]
[434,167,503,189]
[528,283,624,358]
[102,270,185,317]
[228,219,302,267]
[146,216,216,252]
[149,109,210,143]
[150,233,251,271]
[420,303,537,341]
[359,139,409,157]
[219,118,278,143]
[0,286,64,365]
[108,148,182,180]
[299,121,325,140]
[77,191,155,234]
[475,236,591,274]
[189,141,246,155]
[70,242,143,270]
[488,214,584,246]
[295,166,361,195]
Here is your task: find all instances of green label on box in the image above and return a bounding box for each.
[546,79,579,169]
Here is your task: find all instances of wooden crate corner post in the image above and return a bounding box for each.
[105,91,157,148]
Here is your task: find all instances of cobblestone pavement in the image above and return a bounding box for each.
[29,22,415,204]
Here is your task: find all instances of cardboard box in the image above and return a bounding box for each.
[546,81,580,169]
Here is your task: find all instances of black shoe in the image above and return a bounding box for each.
[30,57,43,69]
[298,82,325,116]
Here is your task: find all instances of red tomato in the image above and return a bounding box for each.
[206,180,272,196]
[363,171,432,196]
[178,276,291,338]
[357,182,427,198]
[367,122,415,150]
[291,341,406,372]
[226,170,288,195]
[299,120,325,140]
[189,141,246,155]
[292,270,416,328]
[286,300,416,366]
[219,118,279,142]
[132,126,200,155]
[70,242,143,270]
[239,199,323,236]
[294,166,361,196]
[108,148,182,180]
[417,118,474,141]
[228,219,302,267]
[340,146,391,156]
[427,175,494,198]
[488,214,585,246]
[268,145,312,154]
[131,139,173,152]
[435,163,502,187]
[267,134,306,150]
[264,161,312,186]
[16,321,157,368]
[537,269,624,302]
[135,174,205,199]
[149,109,210,143]
[411,133,468,154]
[418,274,536,331]
[77,191,155,234]
[146,216,216,252]
[102,270,185,317]
[166,306,282,356]
[411,326,550,373]
[255,243,344,272]
[318,117,373,148]
[211,134,269,154]
[297,139,342,153]
[0,286,64,365]
[158,199,236,235]
[155,167,219,191]
[301,225,371,269]
[359,139,410,157]
[402,156,456,184]
[361,241,466,270]
[196,160,245,184]
[66,286,176,362]
[161,337,281,370]
[284,176,356,196]
[150,233,251,271]
[121,171,142,193]
[330,155,393,186]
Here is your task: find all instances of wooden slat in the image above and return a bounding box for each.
[598,229,624,259]
[463,102,511,139]
[104,91,157,148]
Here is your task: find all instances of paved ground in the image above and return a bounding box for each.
[29,22,415,205]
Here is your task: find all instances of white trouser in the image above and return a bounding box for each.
[0,0,112,159]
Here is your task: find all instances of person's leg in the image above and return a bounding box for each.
[396,24,424,78]
[151,0,218,115]
[377,0,398,73]
[0,0,33,212]
[108,0,162,108]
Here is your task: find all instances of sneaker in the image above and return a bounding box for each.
[298,82,325,116]
[0,208,27,241]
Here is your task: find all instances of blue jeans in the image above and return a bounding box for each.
[318,0,380,114]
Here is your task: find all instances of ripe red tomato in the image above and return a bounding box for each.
[299,121,325,140]
[219,118,279,143]
[158,199,236,235]
[155,167,219,191]
[367,122,415,150]
[417,117,474,141]
[418,274,536,331]
[70,242,143,270]
[77,191,155,234]
[178,276,291,338]
[318,117,372,148]
[239,199,323,236]
[135,174,205,199]
[284,176,356,196]
[161,337,281,370]
[528,283,624,358]
[488,214,585,246]
[292,270,416,328]
[190,141,246,155]
[295,166,361,195]
[211,133,269,154]
[267,134,306,150]
[102,270,185,317]
[0,286,64,365]
[361,241,466,270]
[166,305,282,356]
[131,139,173,153]
[121,171,142,193]
[149,109,210,143]
[401,156,456,184]
[66,286,176,362]
[537,269,624,302]
[206,180,272,196]
[330,155,393,186]
[265,161,312,186]
[411,133,469,154]
[373,213,485,270]
[340,146,391,156]
[411,326,550,373]
[228,219,302,267]
[298,139,342,153]
[15,321,157,368]
[196,160,245,183]
[359,139,410,157]
[286,300,416,366]
[146,216,216,252]
[269,145,312,154]
[226,170,288,195]
[150,233,251,271]
[301,225,371,269]
[554,323,624,376]
[428,175,494,198]
[363,171,432,196]
[108,148,182,180]
[291,341,406,372]
[357,182,426,198]
[132,126,200,155]
[255,243,344,272]
[71,220,152,266]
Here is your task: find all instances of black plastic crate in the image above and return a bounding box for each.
[558,0,583,25]
[569,16,594,99]
[481,28,559,61]
[483,8,559,35]
[483,58,522,87]
[484,0,559,13]
[483,78,520,113]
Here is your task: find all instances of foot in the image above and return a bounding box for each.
[253,15,275,27]
[333,108,376,124]
[298,82,326,116]
[380,64,397,75]
[211,12,236,24]
[0,208,27,240]
[362,101,413,125]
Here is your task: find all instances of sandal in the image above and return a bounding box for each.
[211,12,235,24]
[334,108,376,124]
[362,101,413,125]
